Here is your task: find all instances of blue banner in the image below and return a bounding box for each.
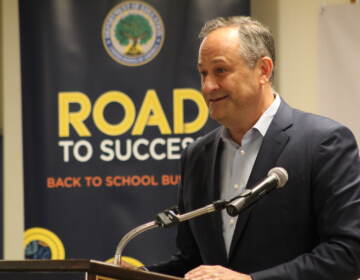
[19,0,249,265]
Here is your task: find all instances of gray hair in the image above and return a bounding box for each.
[199,16,275,79]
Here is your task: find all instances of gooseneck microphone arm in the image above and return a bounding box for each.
[113,200,228,265]
[113,167,288,265]
[114,221,158,265]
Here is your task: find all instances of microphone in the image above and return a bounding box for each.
[114,168,288,263]
[226,167,288,216]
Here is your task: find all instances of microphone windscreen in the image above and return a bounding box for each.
[268,167,288,188]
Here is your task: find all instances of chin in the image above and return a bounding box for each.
[209,112,226,124]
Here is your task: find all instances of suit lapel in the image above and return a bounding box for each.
[228,102,293,259]
[202,129,228,265]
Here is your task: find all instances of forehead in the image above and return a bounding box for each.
[198,27,241,65]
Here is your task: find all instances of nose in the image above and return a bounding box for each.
[202,75,219,95]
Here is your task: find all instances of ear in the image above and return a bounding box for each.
[258,56,273,85]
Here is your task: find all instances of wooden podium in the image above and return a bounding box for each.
[0,259,183,280]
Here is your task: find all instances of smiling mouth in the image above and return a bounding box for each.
[209,96,228,103]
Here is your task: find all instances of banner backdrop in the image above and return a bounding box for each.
[318,3,360,146]
[19,0,249,265]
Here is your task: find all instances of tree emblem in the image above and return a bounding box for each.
[115,14,153,56]
[103,1,164,66]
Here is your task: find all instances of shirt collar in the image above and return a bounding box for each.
[253,93,281,137]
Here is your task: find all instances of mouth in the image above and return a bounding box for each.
[209,95,228,103]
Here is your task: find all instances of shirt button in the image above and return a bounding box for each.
[229,218,235,225]
[240,150,245,155]
[234,184,239,189]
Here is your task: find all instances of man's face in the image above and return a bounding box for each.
[198,27,263,127]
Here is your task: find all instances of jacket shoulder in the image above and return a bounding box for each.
[183,126,222,157]
[281,102,349,135]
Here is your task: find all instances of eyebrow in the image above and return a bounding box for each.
[211,58,227,64]
[198,57,227,67]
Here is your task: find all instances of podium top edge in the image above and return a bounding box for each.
[0,259,184,280]
[0,259,97,271]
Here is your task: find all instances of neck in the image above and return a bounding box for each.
[226,88,275,144]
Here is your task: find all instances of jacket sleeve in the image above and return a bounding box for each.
[251,126,360,280]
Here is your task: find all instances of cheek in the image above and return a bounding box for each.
[236,77,256,92]
[229,80,246,96]
[200,90,209,102]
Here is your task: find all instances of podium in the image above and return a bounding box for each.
[0,259,183,280]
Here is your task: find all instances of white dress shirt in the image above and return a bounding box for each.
[219,94,281,254]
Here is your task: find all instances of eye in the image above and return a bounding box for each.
[215,67,226,74]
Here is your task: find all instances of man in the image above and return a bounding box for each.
[126,16,360,279]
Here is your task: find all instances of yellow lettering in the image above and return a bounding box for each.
[132,90,171,135]
[173,88,208,134]
[93,91,136,136]
[59,88,207,137]
[58,92,91,137]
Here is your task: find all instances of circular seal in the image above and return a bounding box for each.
[102,1,165,67]
[24,227,65,259]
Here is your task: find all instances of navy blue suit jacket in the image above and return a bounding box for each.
[149,101,360,279]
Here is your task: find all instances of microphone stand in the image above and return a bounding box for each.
[113,197,248,265]
[113,167,288,265]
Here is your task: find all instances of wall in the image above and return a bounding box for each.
[0,0,353,258]
[252,0,350,112]
[1,0,24,259]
